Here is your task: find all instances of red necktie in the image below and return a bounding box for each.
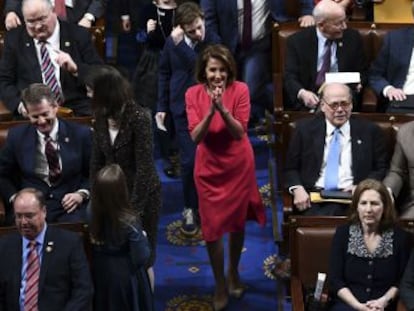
[242,0,252,49]
[39,42,63,105]
[24,241,40,311]
[54,0,67,20]
[45,134,61,184]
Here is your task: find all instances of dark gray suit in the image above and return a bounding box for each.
[0,21,103,115]
[0,226,93,311]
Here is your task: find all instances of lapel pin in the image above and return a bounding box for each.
[338,42,343,47]
[357,139,362,144]
[64,137,69,143]
[65,41,70,47]
[46,241,54,252]
[26,43,30,47]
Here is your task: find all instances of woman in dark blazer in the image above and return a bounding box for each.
[88,65,161,291]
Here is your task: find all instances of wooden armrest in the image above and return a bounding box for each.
[57,106,74,118]
[0,100,13,121]
[397,300,407,311]
[361,87,378,112]
[291,276,305,311]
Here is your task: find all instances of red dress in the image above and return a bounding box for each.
[185,81,266,242]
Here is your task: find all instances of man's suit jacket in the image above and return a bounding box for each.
[5,0,106,23]
[284,27,368,110]
[157,33,217,118]
[0,119,92,220]
[383,121,414,215]
[0,226,92,311]
[201,0,279,54]
[0,21,103,115]
[284,114,387,190]
[369,27,414,102]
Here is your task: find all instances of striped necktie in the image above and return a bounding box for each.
[315,40,332,89]
[24,241,40,311]
[39,41,63,104]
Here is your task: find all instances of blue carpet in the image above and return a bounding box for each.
[153,133,291,310]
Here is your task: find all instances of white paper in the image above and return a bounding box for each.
[325,72,361,84]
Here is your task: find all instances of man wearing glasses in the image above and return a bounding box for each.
[284,82,387,215]
[284,0,367,111]
[0,0,103,117]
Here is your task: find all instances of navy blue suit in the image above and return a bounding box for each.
[157,34,215,212]
[272,0,314,22]
[369,27,414,110]
[201,0,275,119]
[0,119,92,222]
[0,226,93,311]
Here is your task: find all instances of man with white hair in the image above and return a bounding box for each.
[284,0,367,111]
[0,0,103,117]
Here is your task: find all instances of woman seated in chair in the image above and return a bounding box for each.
[329,179,410,311]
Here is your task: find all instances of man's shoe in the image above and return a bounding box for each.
[180,208,198,236]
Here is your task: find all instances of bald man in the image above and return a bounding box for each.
[284,0,368,111]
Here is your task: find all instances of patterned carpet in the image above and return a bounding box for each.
[153,132,292,311]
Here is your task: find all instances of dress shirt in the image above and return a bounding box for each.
[184,34,197,49]
[316,29,338,73]
[237,0,268,42]
[34,22,62,87]
[402,48,414,95]
[51,0,74,8]
[315,120,353,189]
[19,224,47,311]
[35,120,61,186]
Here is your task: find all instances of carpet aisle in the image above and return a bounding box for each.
[152,132,291,311]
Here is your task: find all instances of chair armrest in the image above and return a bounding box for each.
[397,300,407,311]
[361,87,378,112]
[291,276,305,311]
[0,100,13,121]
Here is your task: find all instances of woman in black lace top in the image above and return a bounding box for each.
[328,179,410,311]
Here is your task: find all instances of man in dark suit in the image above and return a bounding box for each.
[369,24,414,112]
[284,82,387,215]
[284,0,367,110]
[4,0,107,30]
[0,0,103,117]
[201,0,276,124]
[0,83,91,223]
[155,2,217,235]
[0,187,93,310]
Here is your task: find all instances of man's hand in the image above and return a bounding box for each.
[55,50,78,75]
[386,86,407,101]
[293,186,311,211]
[171,26,184,45]
[61,192,84,213]
[147,19,157,33]
[5,12,21,30]
[78,17,92,29]
[298,89,320,109]
[342,185,356,194]
[121,17,131,32]
[298,15,315,28]
[155,112,167,131]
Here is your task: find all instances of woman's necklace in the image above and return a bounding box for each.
[157,7,175,40]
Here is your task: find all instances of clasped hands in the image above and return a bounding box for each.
[208,86,227,116]
[355,297,388,311]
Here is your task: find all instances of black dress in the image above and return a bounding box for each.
[91,220,154,311]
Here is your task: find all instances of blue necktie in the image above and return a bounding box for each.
[324,128,341,190]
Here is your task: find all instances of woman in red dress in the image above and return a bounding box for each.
[185,44,266,311]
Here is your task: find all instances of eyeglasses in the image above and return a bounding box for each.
[321,99,352,110]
